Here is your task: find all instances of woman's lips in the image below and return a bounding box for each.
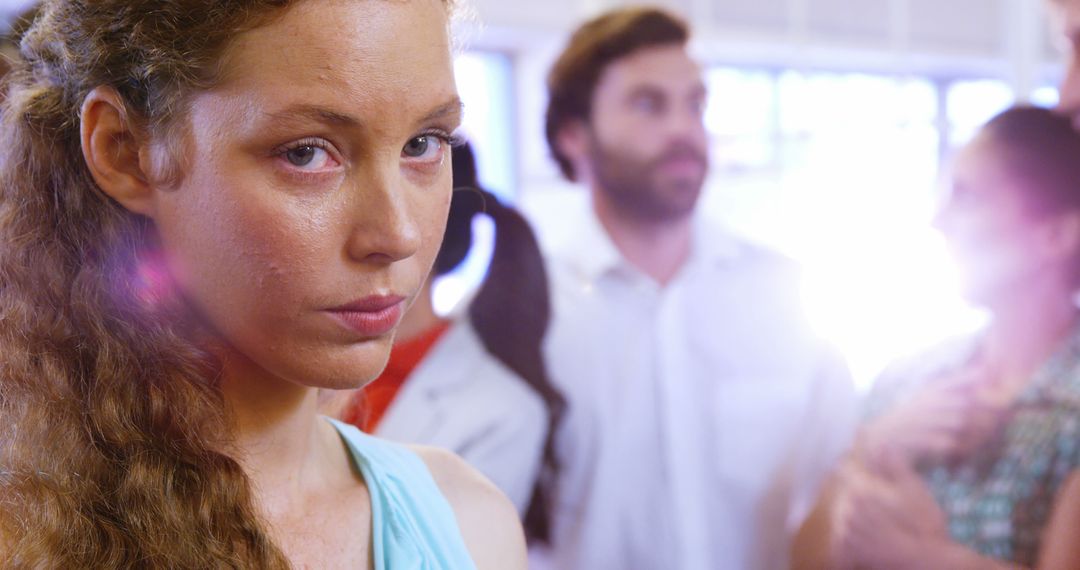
[326,295,405,337]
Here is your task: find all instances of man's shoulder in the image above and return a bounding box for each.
[691,234,803,298]
[699,224,794,267]
[731,240,798,271]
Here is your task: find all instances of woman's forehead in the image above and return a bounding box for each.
[210,0,457,122]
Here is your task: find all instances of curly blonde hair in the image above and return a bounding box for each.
[0,1,431,566]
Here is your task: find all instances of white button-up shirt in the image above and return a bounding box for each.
[535,210,857,570]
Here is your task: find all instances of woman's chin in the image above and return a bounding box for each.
[958,278,1020,312]
[305,341,395,390]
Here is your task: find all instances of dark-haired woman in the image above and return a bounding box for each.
[792,106,1080,569]
[326,142,566,544]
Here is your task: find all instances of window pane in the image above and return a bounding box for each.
[1031,85,1059,107]
[704,69,982,389]
[946,79,1013,146]
[705,68,776,169]
[454,51,516,201]
[436,51,515,314]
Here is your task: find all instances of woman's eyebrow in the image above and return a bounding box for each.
[263,104,360,127]
[260,98,463,129]
[421,97,464,123]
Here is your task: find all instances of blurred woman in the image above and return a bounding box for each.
[326,142,566,544]
[792,106,1080,568]
[0,1,525,567]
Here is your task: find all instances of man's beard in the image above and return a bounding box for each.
[588,136,708,224]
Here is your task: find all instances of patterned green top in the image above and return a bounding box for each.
[864,327,1080,566]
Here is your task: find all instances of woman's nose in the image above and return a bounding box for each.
[343,167,423,265]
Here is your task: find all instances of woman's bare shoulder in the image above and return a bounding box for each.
[409,445,527,570]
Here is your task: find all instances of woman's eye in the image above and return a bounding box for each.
[287,146,316,166]
[280,144,336,171]
[632,94,664,115]
[402,135,444,161]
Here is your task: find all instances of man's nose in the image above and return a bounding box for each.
[665,104,707,146]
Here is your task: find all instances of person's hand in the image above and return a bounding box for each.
[950,379,1014,461]
[831,452,950,570]
[858,364,1004,465]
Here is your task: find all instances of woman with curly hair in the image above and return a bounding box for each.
[0,1,525,568]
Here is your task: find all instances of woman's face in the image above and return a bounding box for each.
[936,135,1060,307]
[151,0,460,388]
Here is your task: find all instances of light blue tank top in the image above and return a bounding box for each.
[327,418,478,570]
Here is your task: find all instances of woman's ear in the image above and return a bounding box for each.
[1043,211,1080,268]
[80,86,157,218]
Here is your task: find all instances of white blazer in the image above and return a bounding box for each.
[375,320,549,514]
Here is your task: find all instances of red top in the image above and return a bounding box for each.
[342,321,452,432]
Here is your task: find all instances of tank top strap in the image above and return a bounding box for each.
[326,418,477,570]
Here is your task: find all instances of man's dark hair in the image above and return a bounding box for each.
[545,6,689,181]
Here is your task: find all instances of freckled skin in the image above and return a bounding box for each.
[152,0,459,390]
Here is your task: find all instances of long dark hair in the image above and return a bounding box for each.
[979,105,1080,216]
[436,142,566,544]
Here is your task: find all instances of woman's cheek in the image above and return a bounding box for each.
[163,195,298,322]
[421,184,453,265]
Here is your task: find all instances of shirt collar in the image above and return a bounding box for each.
[559,208,745,285]
[559,208,625,284]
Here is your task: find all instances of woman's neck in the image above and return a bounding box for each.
[218,350,352,521]
[982,282,1079,387]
